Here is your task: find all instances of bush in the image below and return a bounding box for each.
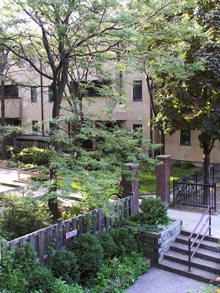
[69,232,104,285]
[93,252,149,293]
[97,231,118,259]
[0,197,51,240]
[109,227,138,257]
[0,244,37,293]
[24,265,55,293]
[15,147,51,166]
[47,248,80,284]
[138,196,169,226]
[52,279,85,293]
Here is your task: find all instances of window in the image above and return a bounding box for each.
[133,80,142,101]
[180,130,191,146]
[133,124,143,144]
[30,87,37,102]
[32,120,38,133]
[48,85,53,102]
[2,85,19,99]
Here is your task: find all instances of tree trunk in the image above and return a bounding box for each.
[1,80,7,160]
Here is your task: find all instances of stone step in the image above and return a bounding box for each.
[176,233,219,252]
[164,250,220,274]
[158,258,219,284]
[169,241,220,262]
[180,230,219,244]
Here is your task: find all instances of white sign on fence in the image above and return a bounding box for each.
[66,229,78,239]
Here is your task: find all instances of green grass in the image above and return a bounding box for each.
[139,166,198,193]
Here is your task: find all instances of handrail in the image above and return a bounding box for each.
[188,205,212,271]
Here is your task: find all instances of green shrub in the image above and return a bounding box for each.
[15,147,51,166]
[0,197,51,240]
[69,232,104,285]
[97,231,118,259]
[47,248,80,284]
[109,227,138,257]
[0,244,37,293]
[93,252,149,293]
[52,279,85,293]
[138,196,169,226]
[24,265,55,293]
[13,243,38,277]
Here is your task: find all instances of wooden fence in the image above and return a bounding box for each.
[1,195,135,263]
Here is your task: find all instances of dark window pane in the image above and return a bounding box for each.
[180,130,191,146]
[31,87,37,103]
[133,80,142,101]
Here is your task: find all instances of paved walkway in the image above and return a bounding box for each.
[127,208,220,293]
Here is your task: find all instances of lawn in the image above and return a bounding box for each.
[139,165,199,194]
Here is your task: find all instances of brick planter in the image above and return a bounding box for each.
[139,220,182,265]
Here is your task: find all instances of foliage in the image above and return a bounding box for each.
[0,196,51,240]
[24,265,55,293]
[97,231,118,260]
[136,196,170,226]
[92,252,149,293]
[187,284,220,293]
[47,248,80,284]
[108,226,138,257]
[69,232,104,285]
[14,147,51,166]
[0,243,37,293]
[52,279,85,293]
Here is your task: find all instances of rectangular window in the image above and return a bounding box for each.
[32,120,38,133]
[180,130,191,146]
[30,87,37,103]
[3,85,19,99]
[133,80,142,101]
[48,85,53,102]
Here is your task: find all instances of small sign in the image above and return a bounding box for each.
[66,229,77,239]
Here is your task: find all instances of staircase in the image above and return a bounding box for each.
[158,230,220,284]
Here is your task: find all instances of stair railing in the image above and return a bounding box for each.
[188,205,212,272]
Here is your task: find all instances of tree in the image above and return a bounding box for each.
[0,0,139,220]
[132,0,220,202]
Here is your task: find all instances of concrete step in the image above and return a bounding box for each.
[176,233,219,252]
[169,241,220,262]
[164,250,220,274]
[180,230,219,244]
[158,259,219,284]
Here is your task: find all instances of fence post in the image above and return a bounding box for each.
[121,163,140,213]
[156,155,171,204]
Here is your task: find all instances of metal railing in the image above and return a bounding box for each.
[188,205,212,271]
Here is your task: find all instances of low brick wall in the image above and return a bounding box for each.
[139,220,182,265]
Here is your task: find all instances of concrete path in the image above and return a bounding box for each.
[126,267,205,293]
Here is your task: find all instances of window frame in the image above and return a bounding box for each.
[30,87,37,103]
[180,129,191,146]
[133,80,142,102]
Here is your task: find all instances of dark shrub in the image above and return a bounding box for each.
[109,227,138,257]
[97,231,118,259]
[25,265,55,293]
[139,196,169,226]
[47,248,80,284]
[69,232,104,285]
